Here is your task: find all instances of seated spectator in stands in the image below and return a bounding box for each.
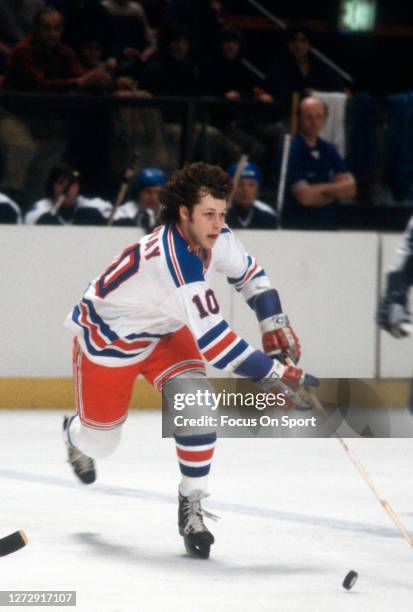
[47,0,111,57]
[25,163,113,225]
[101,0,156,72]
[163,0,224,55]
[113,167,166,230]
[141,23,199,97]
[283,97,356,230]
[3,7,112,92]
[1,7,114,205]
[202,27,272,103]
[226,162,277,229]
[0,192,22,223]
[265,27,346,103]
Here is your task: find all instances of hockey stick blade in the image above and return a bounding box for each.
[0,530,28,557]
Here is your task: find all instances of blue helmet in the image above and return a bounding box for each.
[136,167,166,190]
[227,161,262,184]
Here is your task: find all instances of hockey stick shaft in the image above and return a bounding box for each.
[284,356,413,547]
[107,150,141,226]
[231,154,249,200]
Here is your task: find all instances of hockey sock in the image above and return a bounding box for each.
[66,415,122,459]
[175,432,216,496]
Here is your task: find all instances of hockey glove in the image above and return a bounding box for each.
[261,314,301,364]
[377,297,412,338]
[260,360,318,410]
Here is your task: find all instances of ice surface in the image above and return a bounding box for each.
[1,410,413,612]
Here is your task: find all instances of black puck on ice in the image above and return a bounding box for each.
[342,570,358,590]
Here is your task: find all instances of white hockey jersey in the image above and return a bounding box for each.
[25,197,113,225]
[65,223,272,376]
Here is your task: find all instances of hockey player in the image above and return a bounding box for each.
[378,217,413,337]
[25,164,113,225]
[112,167,166,231]
[226,161,277,229]
[63,162,315,559]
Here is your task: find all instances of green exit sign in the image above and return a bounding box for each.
[338,0,377,31]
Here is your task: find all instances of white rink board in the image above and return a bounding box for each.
[232,231,378,377]
[1,226,379,378]
[380,234,413,377]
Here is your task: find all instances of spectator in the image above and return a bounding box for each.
[226,162,277,229]
[3,7,111,92]
[202,28,271,102]
[141,23,199,97]
[265,27,346,103]
[1,7,115,204]
[113,167,166,230]
[101,0,156,70]
[141,23,239,169]
[163,0,224,54]
[282,96,356,230]
[201,27,274,163]
[47,0,111,56]
[0,192,22,223]
[25,163,113,225]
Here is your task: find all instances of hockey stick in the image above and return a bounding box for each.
[276,92,299,226]
[230,154,249,202]
[0,530,28,557]
[285,356,413,548]
[107,150,141,226]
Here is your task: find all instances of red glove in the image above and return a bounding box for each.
[261,360,318,410]
[261,314,301,363]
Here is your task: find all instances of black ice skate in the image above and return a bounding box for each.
[63,416,96,485]
[178,490,218,559]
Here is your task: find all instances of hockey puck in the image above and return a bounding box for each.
[0,530,28,557]
[342,570,358,590]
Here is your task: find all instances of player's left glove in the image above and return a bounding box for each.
[377,297,412,338]
[261,313,301,363]
[259,359,318,410]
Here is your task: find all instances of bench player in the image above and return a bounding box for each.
[63,162,315,559]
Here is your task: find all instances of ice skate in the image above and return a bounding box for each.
[63,416,96,484]
[178,490,218,559]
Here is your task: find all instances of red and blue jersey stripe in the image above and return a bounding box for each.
[162,224,204,288]
[227,255,266,292]
[197,319,250,370]
[71,298,161,360]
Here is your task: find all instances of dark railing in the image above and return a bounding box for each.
[0,91,412,230]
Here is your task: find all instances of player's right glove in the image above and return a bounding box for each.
[259,360,319,410]
[261,314,301,364]
[377,296,413,338]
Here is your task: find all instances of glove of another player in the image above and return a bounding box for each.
[377,297,412,338]
[260,360,318,410]
[261,313,301,363]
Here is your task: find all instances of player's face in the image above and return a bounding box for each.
[233,178,258,208]
[139,186,162,210]
[179,193,227,250]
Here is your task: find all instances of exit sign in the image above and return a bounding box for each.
[338,0,377,31]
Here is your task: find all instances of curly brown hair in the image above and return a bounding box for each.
[158,162,233,224]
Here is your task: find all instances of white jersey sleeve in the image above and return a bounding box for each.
[212,226,271,303]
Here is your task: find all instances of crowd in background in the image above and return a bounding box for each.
[0,1,411,230]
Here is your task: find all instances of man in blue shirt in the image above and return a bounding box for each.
[283,97,356,229]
